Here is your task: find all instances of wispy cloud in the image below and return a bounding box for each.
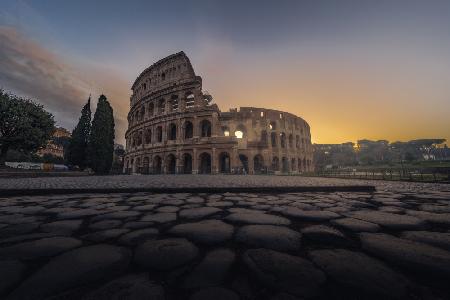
[0,26,130,144]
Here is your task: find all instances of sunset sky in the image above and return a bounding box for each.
[1,0,449,145]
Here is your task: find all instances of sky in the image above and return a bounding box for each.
[1,0,449,145]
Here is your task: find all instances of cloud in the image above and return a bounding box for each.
[0,26,130,144]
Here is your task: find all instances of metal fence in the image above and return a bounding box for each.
[313,167,450,183]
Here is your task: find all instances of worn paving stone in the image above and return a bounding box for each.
[168,220,233,245]
[155,206,180,213]
[40,220,83,234]
[331,217,380,232]
[7,244,131,299]
[406,210,450,225]
[310,249,409,299]
[225,212,291,225]
[0,260,26,295]
[243,248,325,298]
[82,229,130,242]
[57,209,104,219]
[236,225,302,252]
[0,236,82,260]
[91,211,141,222]
[400,231,450,251]
[347,211,426,230]
[360,233,450,275]
[89,220,122,231]
[279,207,340,221]
[301,225,348,246]
[179,207,222,219]
[118,228,159,246]
[133,204,156,211]
[183,248,235,288]
[190,287,239,300]
[134,238,199,271]
[140,212,177,223]
[82,273,165,300]
[0,232,60,245]
[123,221,153,229]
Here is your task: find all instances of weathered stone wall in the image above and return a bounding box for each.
[124,52,313,174]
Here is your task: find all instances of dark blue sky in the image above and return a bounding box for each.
[1,0,449,143]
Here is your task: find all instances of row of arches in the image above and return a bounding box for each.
[125,152,313,175]
[129,120,212,148]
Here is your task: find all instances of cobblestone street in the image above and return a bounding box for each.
[0,176,449,299]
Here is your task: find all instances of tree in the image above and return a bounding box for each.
[67,97,91,169]
[0,90,55,166]
[88,95,115,174]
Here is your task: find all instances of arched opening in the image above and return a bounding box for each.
[296,135,300,148]
[130,158,134,173]
[291,158,296,172]
[140,107,145,121]
[185,92,195,108]
[184,121,193,139]
[153,156,162,174]
[235,124,246,139]
[158,99,165,114]
[222,126,230,137]
[156,126,163,143]
[168,123,177,140]
[254,154,265,174]
[199,152,211,174]
[289,134,294,148]
[261,130,268,145]
[200,120,212,137]
[298,158,302,172]
[136,157,141,174]
[280,133,286,148]
[183,153,192,174]
[161,72,166,81]
[282,157,289,173]
[143,157,150,174]
[239,154,249,174]
[303,158,307,172]
[145,129,152,144]
[271,132,277,147]
[166,154,176,174]
[170,95,179,111]
[269,121,277,130]
[219,152,231,173]
[148,102,154,117]
[272,157,279,171]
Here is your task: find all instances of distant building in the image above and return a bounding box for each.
[37,127,71,158]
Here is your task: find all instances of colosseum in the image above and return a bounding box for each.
[124,52,313,175]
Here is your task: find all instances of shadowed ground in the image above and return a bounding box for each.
[0,176,449,299]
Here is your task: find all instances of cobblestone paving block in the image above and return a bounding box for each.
[168,220,234,245]
[179,207,222,219]
[0,236,82,260]
[400,231,450,251]
[360,233,450,275]
[7,244,131,299]
[82,273,165,300]
[331,217,380,232]
[183,248,235,288]
[347,211,426,230]
[301,225,349,246]
[225,212,291,225]
[309,249,410,299]
[243,248,325,298]
[236,225,302,252]
[134,238,199,271]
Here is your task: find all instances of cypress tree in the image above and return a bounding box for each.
[88,95,115,174]
[67,97,91,169]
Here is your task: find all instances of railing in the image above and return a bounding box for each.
[312,167,450,183]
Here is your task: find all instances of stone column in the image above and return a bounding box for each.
[192,148,198,174]
[212,147,217,174]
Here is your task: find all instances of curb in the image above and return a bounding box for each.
[0,185,375,196]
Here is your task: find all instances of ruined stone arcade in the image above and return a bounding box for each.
[124,52,313,175]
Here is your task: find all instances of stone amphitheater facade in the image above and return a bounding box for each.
[124,52,313,175]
